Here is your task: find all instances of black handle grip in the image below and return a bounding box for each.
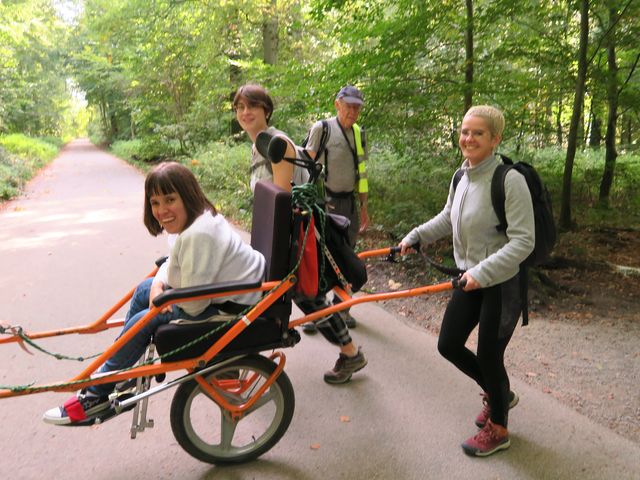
[452,277,467,289]
[155,256,168,267]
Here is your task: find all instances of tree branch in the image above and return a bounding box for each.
[587,0,635,66]
[617,52,640,98]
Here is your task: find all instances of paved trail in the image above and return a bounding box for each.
[0,140,638,479]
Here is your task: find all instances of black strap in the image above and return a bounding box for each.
[490,154,516,233]
[490,164,511,232]
[519,265,529,326]
[313,119,329,181]
[452,169,464,191]
[325,186,354,198]
[335,119,360,186]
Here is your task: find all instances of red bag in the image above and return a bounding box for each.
[295,215,319,297]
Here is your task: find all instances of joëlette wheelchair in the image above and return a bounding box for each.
[0,149,463,466]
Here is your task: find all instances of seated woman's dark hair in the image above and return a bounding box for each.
[143,162,217,236]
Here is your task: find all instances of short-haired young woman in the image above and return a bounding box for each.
[400,106,534,457]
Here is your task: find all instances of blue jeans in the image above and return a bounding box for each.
[90,278,219,396]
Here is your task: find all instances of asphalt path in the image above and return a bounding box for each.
[1,139,639,480]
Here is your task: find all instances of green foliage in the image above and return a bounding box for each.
[501,146,640,227]
[0,134,60,162]
[367,146,456,239]
[3,0,639,235]
[110,139,143,161]
[190,142,254,228]
[108,138,253,226]
[0,0,73,136]
[86,116,109,146]
[0,148,21,200]
[111,136,180,163]
[0,134,61,200]
[367,144,639,237]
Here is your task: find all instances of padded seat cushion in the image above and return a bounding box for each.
[154,317,286,362]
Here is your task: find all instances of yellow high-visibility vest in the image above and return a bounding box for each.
[353,123,368,194]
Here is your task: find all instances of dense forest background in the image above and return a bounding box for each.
[1,0,639,235]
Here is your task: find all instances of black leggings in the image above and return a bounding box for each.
[437,276,520,427]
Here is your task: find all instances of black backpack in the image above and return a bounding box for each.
[301,119,329,165]
[453,153,557,325]
[301,119,365,186]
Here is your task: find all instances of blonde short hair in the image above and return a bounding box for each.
[465,105,505,138]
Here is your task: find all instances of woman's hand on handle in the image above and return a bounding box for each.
[398,241,421,256]
[460,272,480,291]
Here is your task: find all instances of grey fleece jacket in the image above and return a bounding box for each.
[402,154,534,288]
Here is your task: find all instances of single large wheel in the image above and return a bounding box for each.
[170,354,295,464]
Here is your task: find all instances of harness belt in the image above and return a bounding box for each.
[325,187,354,199]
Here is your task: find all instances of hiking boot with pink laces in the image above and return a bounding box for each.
[462,419,510,457]
[475,390,519,428]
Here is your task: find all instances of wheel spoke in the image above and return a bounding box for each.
[219,412,238,450]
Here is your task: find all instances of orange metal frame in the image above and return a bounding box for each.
[0,247,455,411]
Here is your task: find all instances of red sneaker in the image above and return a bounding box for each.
[462,420,510,457]
[475,390,519,428]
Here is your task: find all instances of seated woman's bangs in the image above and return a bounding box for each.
[148,175,178,198]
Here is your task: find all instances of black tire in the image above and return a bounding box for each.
[170,354,295,464]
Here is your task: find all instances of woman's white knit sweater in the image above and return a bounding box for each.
[155,211,265,315]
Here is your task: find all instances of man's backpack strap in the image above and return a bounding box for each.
[301,119,329,174]
[317,119,329,159]
[308,119,329,181]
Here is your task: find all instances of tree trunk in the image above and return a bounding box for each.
[589,115,602,147]
[463,0,473,113]
[556,96,563,146]
[620,115,631,145]
[559,0,589,230]
[228,10,242,136]
[263,0,278,65]
[598,3,619,207]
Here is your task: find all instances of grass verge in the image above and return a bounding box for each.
[0,134,62,201]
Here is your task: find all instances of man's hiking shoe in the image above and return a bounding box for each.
[323,347,367,384]
[302,322,318,334]
[43,389,111,425]
[462,420,510,457]
[475,390,519,428]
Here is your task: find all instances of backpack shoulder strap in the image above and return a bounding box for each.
[452,169,464,192]
[302,120,329,155]
[316,119,330,180]
[319,119,329,153]
[497,153,514,165]
[490,162,512,233]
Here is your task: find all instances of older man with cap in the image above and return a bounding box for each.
[304,85,370,330]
